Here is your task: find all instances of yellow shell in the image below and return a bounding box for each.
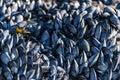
[16,27,27,34]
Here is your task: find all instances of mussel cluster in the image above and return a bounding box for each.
[0,0,120,80]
